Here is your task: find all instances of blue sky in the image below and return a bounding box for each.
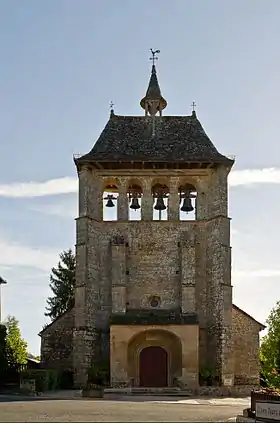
[0,0,280,354]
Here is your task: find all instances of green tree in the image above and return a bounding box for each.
[45,249,75,321]
[260,300,280,387]
[0,324,8,377]
[5,316,28,366]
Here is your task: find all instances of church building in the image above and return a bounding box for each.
[40,51,264,390]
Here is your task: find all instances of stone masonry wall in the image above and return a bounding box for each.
[85,217,232,374]
[73,166,234,386]
[39,164,263,388]
[40,308,74,370]
[232,306,262,385]
[95,221,197,316]
[39,303,263,387]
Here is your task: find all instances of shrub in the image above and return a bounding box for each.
[87,359,110,387]
[21,369,59,392]
[58,369,74,389]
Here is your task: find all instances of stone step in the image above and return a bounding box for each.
[104,387,193,396]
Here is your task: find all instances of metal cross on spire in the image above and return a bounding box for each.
[109,101,115,117]
[191,101,196,112]
[150,48,160,65]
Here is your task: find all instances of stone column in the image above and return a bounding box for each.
[110,328,129,387]
[73,219,90,388]
[78,166,103,220]
[179,326,199,388]
[73,218,100,388]
[220,284,234,386]
[168,177,180,220]
[117,178,128,221]
[196,189,208,220]
[181,234,196,313]
[111,242,127,313]
[207,217,234,386]
[141,178,153,221]
[209,165,230,218]
[78,165,91,217]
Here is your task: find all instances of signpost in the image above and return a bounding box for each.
[256,401,280,422]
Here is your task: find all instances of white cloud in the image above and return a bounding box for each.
[229,167,280,187]
[31,203,78,218]
[233,268,280,278]
[0,177,78,198]
[0,237,59,273]
[0,167,280,198]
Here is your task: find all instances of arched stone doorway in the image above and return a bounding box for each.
[127,329,182,387]
[139,346,168,387]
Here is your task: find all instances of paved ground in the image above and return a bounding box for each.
[0,395,249,422]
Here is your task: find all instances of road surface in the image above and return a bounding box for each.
[0,395,249,422]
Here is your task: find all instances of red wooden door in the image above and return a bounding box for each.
[139,346,168,387]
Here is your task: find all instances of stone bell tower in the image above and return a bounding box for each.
[73,50,235,389]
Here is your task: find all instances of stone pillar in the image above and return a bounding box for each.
[73,218,89,388]
[78,166,103,220]
[196,189,208,220]
[206,217,234,386]
[220,284,234,386]
[181,234,196,313]
[179,327,199,388]
[73,217,101,388]
[141,178,153,221]
[78,166,91,217]
[168,177,180,220]
[73,327,99,388]
[110,327,129,387]
[111,241,127,313]
[117,178,128,221]
[209,165,230,218]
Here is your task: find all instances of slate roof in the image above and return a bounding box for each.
[75,112,233,165]
[143,65,162,100]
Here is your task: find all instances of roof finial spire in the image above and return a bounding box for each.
[109,101,115,117]
[140,49,167,116]
[191,101,197,118]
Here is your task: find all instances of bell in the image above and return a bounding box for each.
[180,196,194,213]
[154,196,166,211]
[105,195,115,208]
[130,197,141,210]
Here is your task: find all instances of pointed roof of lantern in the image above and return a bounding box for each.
[74,50,234,170]
[140,51,167,116]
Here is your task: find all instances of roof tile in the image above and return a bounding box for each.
[76,113,232,165]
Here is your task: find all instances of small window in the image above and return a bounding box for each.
[150,296,160,308]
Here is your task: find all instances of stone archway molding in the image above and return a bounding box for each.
[110,324,199,389]
[127,328,182,387]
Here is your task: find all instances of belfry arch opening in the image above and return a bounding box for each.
[103,181,119,221]
[152,182,169,221]
[127,181,142,221]
[179,183,197,221]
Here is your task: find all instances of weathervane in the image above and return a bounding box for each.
[110,101,114,111]
[150,48,160,66]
